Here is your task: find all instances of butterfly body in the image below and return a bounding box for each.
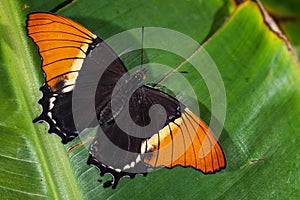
[98,69,146,125]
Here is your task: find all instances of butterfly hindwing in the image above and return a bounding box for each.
[135,86,226,173]
[88,83,226,187]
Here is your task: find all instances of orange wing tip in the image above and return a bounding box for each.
[27,12,97,40]
[142,108,226,174]
[26,12,101,92]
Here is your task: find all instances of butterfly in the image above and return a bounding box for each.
[26,12,226,189]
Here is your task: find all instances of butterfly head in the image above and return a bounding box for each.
[134,68,147,82]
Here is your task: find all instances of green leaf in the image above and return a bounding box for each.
[0,0,299,199]
[0,0,83,199]
[261,0,300,16]
[261,0,300,60]
[281,21,300,59]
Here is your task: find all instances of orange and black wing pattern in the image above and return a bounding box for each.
[88,84,226,188]
[27,12,100,93]
[136,86,226,173]
[27,12,103,143]
[142,108,225,173]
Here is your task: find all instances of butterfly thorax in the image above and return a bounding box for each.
[98,70,146,125]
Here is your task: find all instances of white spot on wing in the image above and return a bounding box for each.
[61,85,74,93]
[47,112,52,118]
[47,111,57,124]
[49,97,56,110]
[122,154,142,171]
[123,164,130,170]
[115,168,121,172]
[141,141,147,153]
[130,161,135,168]
[136,154,141,163]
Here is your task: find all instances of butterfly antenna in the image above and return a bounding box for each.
[140,26,146,72]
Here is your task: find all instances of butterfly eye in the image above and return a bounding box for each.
[134,72,143,81]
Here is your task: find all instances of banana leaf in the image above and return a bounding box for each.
[0,0,299,199]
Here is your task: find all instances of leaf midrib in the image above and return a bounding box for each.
[0,0,83,199]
